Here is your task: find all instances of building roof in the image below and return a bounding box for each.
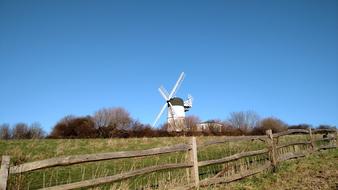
[168,97,184,106]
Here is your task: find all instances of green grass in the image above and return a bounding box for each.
[204,148,338,190]
[1,138,190,189]
[0,135,335,190]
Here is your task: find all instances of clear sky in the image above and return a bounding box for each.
[1,0,337,132]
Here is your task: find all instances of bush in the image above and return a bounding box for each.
[251,117,287,135]
[50,116,97,138]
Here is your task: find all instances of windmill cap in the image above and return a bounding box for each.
[168,97,184,106]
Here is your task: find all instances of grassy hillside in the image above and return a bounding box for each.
[0,135,335,190]
[203,148,338,190]
[0,138,190,189]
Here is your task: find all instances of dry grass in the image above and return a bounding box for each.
[203,149,338,190]
[0,135,336,190]
[0,137,192,189]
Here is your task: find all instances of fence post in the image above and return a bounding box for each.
[336,129,338,148]
[265,130,277,170]
[308,128,315,152]
[190,137,199,188]
[0,156,10,190]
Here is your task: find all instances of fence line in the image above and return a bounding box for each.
[200,135,267,147]
[10,143,191,174]
[1,128,337,190]
[198,149,269,167]
[40,163,193,190]
[199,162,271,187]
[272,129,309,138]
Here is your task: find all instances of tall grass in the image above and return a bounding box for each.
[0,134,330,190]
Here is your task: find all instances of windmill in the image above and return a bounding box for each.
[152,72,193,131]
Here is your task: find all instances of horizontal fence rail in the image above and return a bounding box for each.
[277,152,306,162]
[198,149,269,167]
[272,129,309,138]
[10,143,191,174]
[199,162,271,187]
[276,141,311,149]
[1,128,337,190]
[316,144,337,151]
[40,163,193,190]
[201,135,268,147]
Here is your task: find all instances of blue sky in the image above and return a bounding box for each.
[1,0,337,132]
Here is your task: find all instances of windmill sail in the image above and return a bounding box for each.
[152,72,192,132]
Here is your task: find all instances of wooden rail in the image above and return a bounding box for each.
[1,128,337,189]
[316,144,337,151]
[10,143,191,174]
[273,129,309,138]
[201,135,267,147]
[199,162,271,187]
[40,163,193,190]
[198,149,269,167]
[277,152,306,162]
[276,141,311,149]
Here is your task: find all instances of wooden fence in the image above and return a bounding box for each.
[0,128,337,190]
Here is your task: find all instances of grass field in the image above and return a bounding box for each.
[0,135,335,190]
[203,148,338,190]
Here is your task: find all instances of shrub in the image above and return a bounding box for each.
[252,117,287,135]
[50,116,97,138]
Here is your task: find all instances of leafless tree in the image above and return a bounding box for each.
[93,107,132,130]
[228,111,260,134]
[12,123,29,139]
[93,108,112,128]
[185,115,201,132]
[159,122,170,131]
[29,122,45,139]
[0,123,11,140]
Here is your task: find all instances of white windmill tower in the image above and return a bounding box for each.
[152,72,193,132]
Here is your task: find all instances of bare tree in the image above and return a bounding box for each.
[1,123,45,139]
[12,123,29,139]
[92,107,133,138]
[93,108,112,128]
[185,115,201,132]
[159,122,170,131]
[228,111,260,134]
[93,107,132,130]
[29,122,45,139]
[0,123,11,140]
